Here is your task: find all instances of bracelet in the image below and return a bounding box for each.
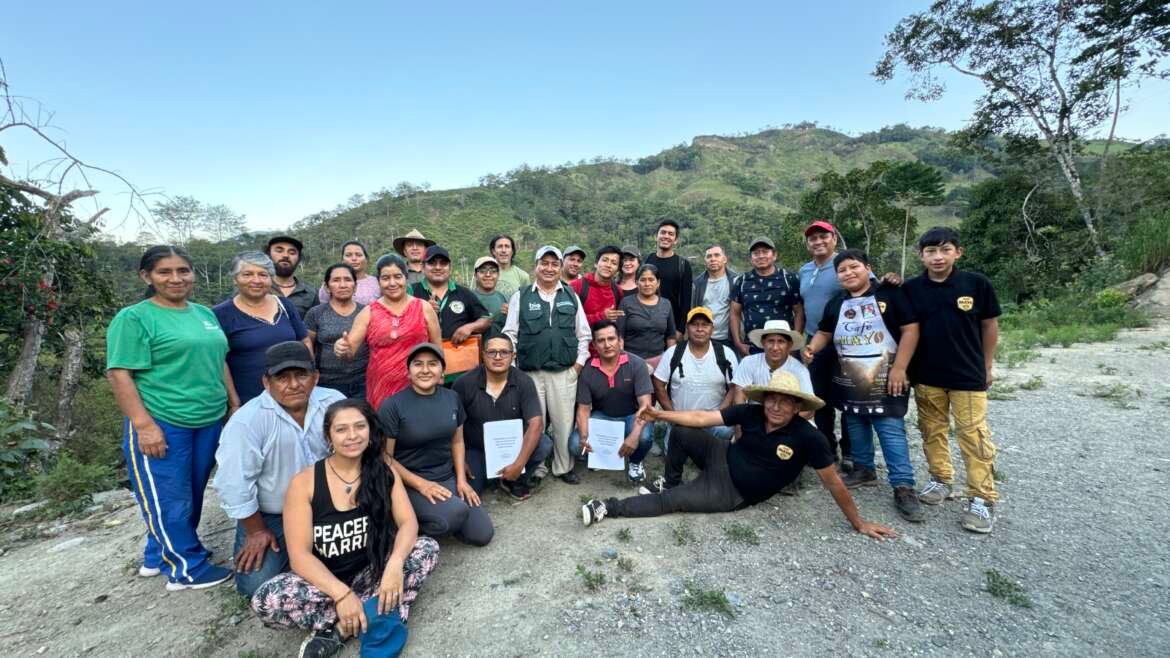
[336,589,354,605]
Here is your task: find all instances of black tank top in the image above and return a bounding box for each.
[311,459,370,584]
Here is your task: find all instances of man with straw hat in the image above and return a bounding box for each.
[393,229,436,286]
[580,370,896,541]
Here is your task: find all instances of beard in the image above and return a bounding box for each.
[274,260,297,277]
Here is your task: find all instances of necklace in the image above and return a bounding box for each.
[326,457,361,494]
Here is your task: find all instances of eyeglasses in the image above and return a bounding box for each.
[485,349,513,358]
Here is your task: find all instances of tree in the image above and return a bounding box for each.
[153,195,204,246]
[201,203,247,242]
[883,161,946,275]
[875,0,1169,257]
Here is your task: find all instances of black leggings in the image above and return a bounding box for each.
[405,477,494,546]
[605,427,744,517]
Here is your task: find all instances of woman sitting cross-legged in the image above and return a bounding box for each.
[378,342,494,546]
[251,399,440,658]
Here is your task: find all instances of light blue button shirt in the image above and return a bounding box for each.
[213,385,345,518]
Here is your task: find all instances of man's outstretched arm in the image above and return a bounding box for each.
[814,465,898,541]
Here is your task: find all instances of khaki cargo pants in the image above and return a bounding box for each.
[914,384,998,503]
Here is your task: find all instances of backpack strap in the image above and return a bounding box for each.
[665,341,688,401]
[579,277,590,303]
[712,343,733,383]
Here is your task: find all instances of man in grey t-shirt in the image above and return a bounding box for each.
[692,245,738,353]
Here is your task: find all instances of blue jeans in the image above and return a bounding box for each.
[570,412,654,465]
[843,414,915,488]
[233,511,288,597]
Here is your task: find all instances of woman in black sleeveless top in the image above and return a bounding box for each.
[251,399,440,657]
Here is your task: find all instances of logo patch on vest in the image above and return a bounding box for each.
[450,301,465,314]
[775,444,793,460]
[957,296,974,311]
[528,302,543,312]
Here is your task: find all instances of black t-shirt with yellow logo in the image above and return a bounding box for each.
[720,404,834,506]
[903,268,1002,391]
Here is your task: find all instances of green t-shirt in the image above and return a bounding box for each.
[106,300,230,428]
[495,265,530,299]
[474,288,509,332]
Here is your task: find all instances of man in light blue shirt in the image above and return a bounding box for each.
[212,341,344,596]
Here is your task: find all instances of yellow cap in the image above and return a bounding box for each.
[686,307,714,324]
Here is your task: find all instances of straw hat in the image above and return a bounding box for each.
[744,370,824,412]
[747,319,806,351]
[392,229,436,255]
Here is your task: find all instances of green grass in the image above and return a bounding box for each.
[984,569,1033,608]
[1097,363,1119,375]
[682,580,736,619]
[1084,383,1142,409]
[616,528,632,543]
[722,522,761,545]
[987,382,1018,400]
[672,522,695,546]
[1018,376,1044,390]
[617,557,635,573]
[576,565,606,592]
[1138,340,1169,352]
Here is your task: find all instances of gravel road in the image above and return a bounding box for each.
[2,323,1168,657]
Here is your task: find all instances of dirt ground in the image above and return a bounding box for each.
[2,323,1169,657]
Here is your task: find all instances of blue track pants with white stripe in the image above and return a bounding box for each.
[123,417,221,584]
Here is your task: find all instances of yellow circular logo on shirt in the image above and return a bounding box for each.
[878,301,887,313]
[775,444,793,460]
[957,296,974,311]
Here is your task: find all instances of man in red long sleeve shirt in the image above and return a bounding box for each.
[571,245,625,325]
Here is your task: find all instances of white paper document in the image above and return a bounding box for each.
[483,419,524,477]
[586,418,626,471]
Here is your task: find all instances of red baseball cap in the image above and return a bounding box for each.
[804,220,836,237]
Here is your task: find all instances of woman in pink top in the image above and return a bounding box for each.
[334,254,441,410]
[318,241,382,305]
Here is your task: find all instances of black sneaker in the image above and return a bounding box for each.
[499,479,531,501]
[894,486,925,523]
[558,472,581,485]
[581,499,608,526]
[842,466,878,489]
[298,625,344,658]
[637,475,669,495]
[838,458,855,475]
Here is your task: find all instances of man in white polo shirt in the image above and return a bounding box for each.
[652,307,739,440]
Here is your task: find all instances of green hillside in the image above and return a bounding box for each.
[287,123,987,282]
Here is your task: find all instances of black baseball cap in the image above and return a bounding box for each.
[266,235,304,253]
[406,342,446,368]
[424,245,451,263]
[265,341,315,375]
[749,236,776,252]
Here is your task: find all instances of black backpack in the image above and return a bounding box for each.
[665,340,734,401]
[579,277,622,305]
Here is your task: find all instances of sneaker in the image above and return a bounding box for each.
[638,475,668,495]
[164,564,232,591]
[961,497,995,534]
[581,499,608,526]
[841,466,878,489]
[499,479,531,501]
[627,461,646,483]
[838,458,855,475]
[558,472,581,485]
[298,625,344,658]
[138,565,161,578]
[918,477,953,506]
[894,486,925,523]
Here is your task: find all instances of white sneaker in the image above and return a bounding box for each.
[627,462,646,483]
[581,499,608,526]
[138,565,161,578]
[638,476,668,495]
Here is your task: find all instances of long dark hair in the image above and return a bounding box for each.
[140,245,193,299]
[324,399,398,578]
[322,263,358,287]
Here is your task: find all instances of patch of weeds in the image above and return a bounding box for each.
[1048,357,1056,364]
[993,467,1009,483]
[873,638,891,649]
[616,527,632,543]
[1137,340,1169,351]
[671,521,695,546]
[722,521,760,545]
[576,564,606,592]
[984,569,1033,608]
[1000,347,1038,368]
[501,575,521,586]
[1018,376,1044,390]
[1161,395,1170,407]
[987,383,1018,400]
[1096,363,1119,375]
[682,580,735,619]
[1085,383,1142,409]
[617,556,635,573]
[578,494,592,504]
[220,592,252,616]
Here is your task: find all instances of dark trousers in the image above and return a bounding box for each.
[464,433,553,495]
[807,344,849,462]
[405,476,494,546]
[605,427,744,517]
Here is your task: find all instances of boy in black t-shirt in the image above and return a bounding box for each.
[803,249,923,523]
[579,370,896,543]
[902,227,1001,534]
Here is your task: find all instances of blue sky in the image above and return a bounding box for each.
[4,1,1168,240]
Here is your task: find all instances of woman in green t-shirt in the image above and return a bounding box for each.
[106,246,237,591]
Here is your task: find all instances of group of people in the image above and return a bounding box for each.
[106,218,1002,657]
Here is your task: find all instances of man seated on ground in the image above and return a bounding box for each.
[452,334,553,500]
[575,320,654,483]
[652,307,739,441]
[580,370,896,544]
[213,341,346,596]
[411,245,492,344]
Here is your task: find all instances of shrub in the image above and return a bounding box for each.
[1118,211,1170,275]
[0,401,55,502]
[36,453,116,504]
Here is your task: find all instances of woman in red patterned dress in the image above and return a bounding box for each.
[334,254,441,411]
